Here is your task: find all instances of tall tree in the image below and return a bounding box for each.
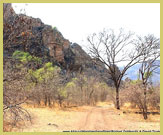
[136,35,160,119]
[87,28,144,109]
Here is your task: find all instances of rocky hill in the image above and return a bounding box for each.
[3,3,114,85]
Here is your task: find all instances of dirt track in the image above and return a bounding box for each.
[78,106,120,130]
[78,106,160,131]
[16,104,160,132]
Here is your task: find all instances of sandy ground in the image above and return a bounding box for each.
[15,103,160,132]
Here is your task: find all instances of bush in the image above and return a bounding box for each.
[12,50,42,64]
[120,81,160,111]
[64,74,110,106]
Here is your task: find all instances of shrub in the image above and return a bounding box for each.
[12,50,42,64]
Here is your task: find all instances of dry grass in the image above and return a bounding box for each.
[6,102,160,132]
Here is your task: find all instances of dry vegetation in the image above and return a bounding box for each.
[3,4,160,132]
[12,102,160,132]
[3,39,160,132]
[3,63,160,131]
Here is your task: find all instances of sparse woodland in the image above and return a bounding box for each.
[3,4,160,132]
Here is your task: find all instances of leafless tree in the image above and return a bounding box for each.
[3,58,32,131]
[3,4,35,130]
[87,28,144,109]
[121,80,160,119]
[135,35,160,119]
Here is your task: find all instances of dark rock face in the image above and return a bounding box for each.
[3,3,70,65]
[3,3,16,22]
[64,43,114,86]
[3,3,114,86]
[64,43,92,71]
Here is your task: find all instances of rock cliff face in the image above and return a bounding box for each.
[3,3,114,85]
[3,3,15,21]
[3,4,89,68]
[3,3,70,66]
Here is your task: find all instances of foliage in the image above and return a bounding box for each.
[130,79,141,84]
[12,50,42,64]
[27,62,60,84]
[65,81,76,89]
[63,74,110,106]
[58,88,67,98]
[144,71,153,79]
[53,26,58,31]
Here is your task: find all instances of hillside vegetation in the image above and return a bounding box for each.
[3,3,160,132]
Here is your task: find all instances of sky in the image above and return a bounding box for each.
[12,3,160,66]
[12,3,160,44]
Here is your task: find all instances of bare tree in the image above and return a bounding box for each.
[3,4,37,130]
[87,28,144,109]
[3,58,32,131]
[121,79,160,119]
[135,35,160,119]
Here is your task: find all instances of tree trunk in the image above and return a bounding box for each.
[143,86,148,119]
[48,96,51,107]
[89,89,94,105]
[116,87,120,110]
[37,99,41,106]
[44,95,48,106]
[58,95,62,107]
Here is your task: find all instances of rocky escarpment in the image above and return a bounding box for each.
[4,3,69,66]
[3,3,114,85]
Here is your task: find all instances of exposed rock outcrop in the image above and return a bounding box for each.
[3,3,70,66]
[3,3,16,22]
[3,3,114,85]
